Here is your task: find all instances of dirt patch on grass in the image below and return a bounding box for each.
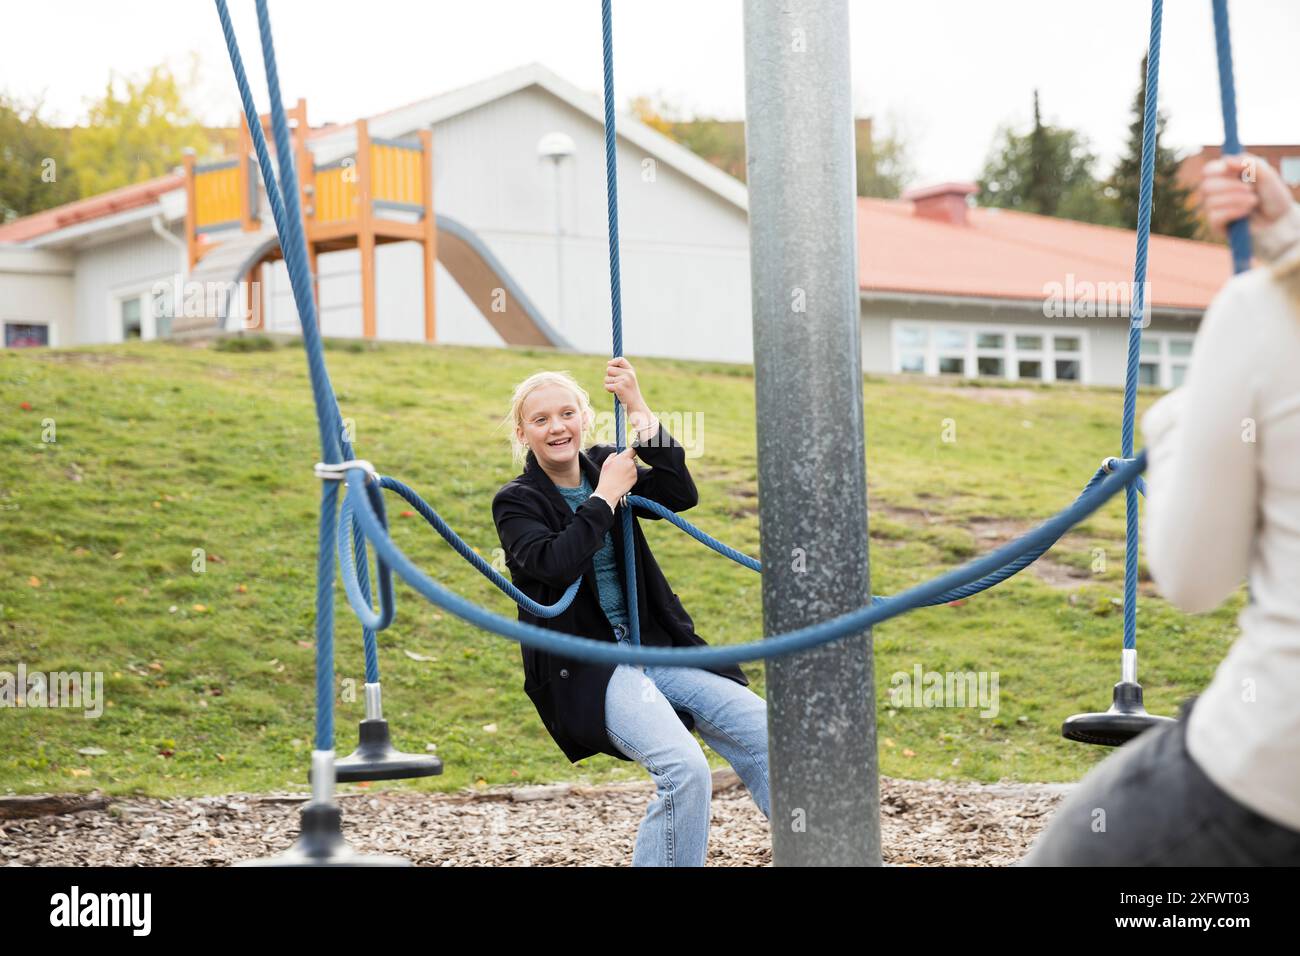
[724,484,758,519]
[966,517,1094,589]
[32,351,149,368]
[871,505,1105,591]
[0,772,1071,867]
[931,386,1044,406]
[964,516,1158,595]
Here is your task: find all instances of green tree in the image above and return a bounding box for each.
[1108,54,1199,238]
[855,117,914,199]
[977,90,1118,225]
[630,95,914,197]
[68,60,218,197]
[0,93,80,222]
[630,95,747,182]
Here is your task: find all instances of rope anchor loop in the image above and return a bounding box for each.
[1101,457,1138,474]
[315,459,379,483]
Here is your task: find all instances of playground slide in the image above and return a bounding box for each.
[175,215,572,349]
[435,214,572,349]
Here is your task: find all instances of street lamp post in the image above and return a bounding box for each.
[537,132,576,335]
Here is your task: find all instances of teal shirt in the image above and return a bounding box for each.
[554,475,629,631]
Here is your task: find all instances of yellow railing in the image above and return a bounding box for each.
[194,162,242,229]
[314,163,357,223]
[312,141,423,222]
[370,142,423,206]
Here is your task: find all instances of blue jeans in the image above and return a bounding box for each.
[604,621,771,866]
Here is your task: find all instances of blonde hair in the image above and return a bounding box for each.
[501,370,596,467]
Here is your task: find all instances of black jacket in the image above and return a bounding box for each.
[492,421,748,763]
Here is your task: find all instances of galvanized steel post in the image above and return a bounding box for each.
[742,0,880,866]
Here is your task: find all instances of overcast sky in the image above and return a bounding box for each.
[4,0,1296,185]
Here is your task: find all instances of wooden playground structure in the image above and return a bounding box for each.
[181,98,437,340]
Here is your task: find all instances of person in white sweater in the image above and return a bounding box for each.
[1025,154,1300,865]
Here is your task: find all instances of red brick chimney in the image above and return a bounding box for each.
[903,182,979,226]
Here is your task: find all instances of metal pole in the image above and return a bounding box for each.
[742,0,879,866]
[552,159,566,331]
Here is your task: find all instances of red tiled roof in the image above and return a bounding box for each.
[858,195,1232,311]
[0,173,183,244]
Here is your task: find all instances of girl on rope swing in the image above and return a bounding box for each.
[492,358,770,866]
[1024,154,1300,866]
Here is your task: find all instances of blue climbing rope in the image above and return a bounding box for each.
[1212,0,1254,275]
[1118,0,1163,654]
[375,475,581,618]
[216,0,346,752]
[336,458,1114,629]
[599,0,642,648]
[337,455,1147,668]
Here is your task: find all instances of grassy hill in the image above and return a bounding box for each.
[0,338,1239,798]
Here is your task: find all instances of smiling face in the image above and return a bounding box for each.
[517,383,589,474]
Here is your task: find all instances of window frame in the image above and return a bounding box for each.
[108,279,173,343]
[1136,332,1195,389]
[890,319,1091,384]
[1279,155,1300,188]
[3,322,54,348]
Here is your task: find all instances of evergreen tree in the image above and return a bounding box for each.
[977,91,1118,225]
[1025,90,1053,212]
[1108,54,1199,238]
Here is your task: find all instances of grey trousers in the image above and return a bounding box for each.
[1022,697,1300,866]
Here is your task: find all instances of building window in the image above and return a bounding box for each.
[1280,156,1300,187]
[1138,337,1160,385]
[935,328,968,376]
[1053,334,1082,381]
[1055,360,1080,381]
[1135,333,1194,388]
[151,286,174,339]
[121,297,143,340]
[974,332,1006,378]
[890,321,1089,383]
[4,323,49,348]
[897,325,927,373]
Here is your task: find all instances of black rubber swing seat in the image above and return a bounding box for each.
[236,803,410,867]
[310,718,445,783]
[1061,680,1176,747]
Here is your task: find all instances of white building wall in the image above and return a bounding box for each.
[73,231,185,344]
[0,248,74,347]
[389,85,751,361]
[258,85,751,362]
